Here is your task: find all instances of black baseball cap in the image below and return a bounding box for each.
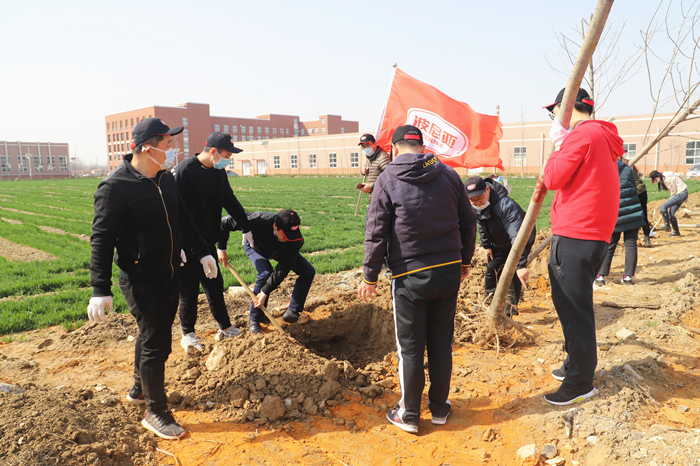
[465,176,487,198]
[649,170,662,183]
[131,118,183,149]
[275,209,302,242]
[206,132,243,154]
[543,88,595,113]
[391,125,424,145]
[358,133,376,145]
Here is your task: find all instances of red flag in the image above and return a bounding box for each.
[376,68,503,169]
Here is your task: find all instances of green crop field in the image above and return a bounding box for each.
[0,175,697,336]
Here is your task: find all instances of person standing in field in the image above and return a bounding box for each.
[88,118,218,439]
[173,132,254,351]
[218,209,315,333]
[358,125,476,434]
[628,156,652,247]
[355,133,391,202]
[543,88,622,406]
[649,170,688,237]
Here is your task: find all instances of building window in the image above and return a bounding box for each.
[182,117,188,127]
[183,129,189,157]
[131,118,134,127]
[257,136,262,140]
[623,143,637,158]
[257,127,262,134]
[18,156,28,172]
[274,155,280,169]
[321,127,326,134]
[231,125,238,133]
[224,125,229,133]
[686,141,700,164]
[291,154,298,169]
[309,153,316,168]
[34,156,43,172]
[321,118,326,124]
[341,127,345,134]
[286,129,289,135]
[280,128,284,135]
[232,135,238,142]
[314,128,319,134]
[241,126,246,134]
[47,156,55,171]
[329,153,337,168]
[513,146,527,166]
[0,156,9,173]
[273,128,277,135]
[350,152,359,168]
[59,156,68,172]
[215,124,220,132]
[249,126,253,135]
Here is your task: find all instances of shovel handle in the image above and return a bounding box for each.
[225,263,286,334]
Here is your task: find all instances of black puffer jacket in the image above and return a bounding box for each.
[90,154,209,297]
[476,178,535,269]
[615,159,646,233]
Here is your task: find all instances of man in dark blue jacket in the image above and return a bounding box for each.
[358,125,477,434]
[466,176,534,317]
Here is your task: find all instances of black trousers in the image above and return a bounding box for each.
[597,229,639,278]
[484,247,522,304]
[179,244,231,335]
[119,275,180,414]
[548,236,606,391]
[391,263,461,425]
[638,191,650,236]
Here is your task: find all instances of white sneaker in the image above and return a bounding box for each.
[215,326,241,341]
[180,332,203,351]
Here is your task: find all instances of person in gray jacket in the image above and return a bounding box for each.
[466,176,534,316]
[596,158,647,285]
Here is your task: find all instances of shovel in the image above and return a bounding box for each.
[224,263,286,334]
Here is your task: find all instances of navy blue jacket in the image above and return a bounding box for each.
[615,159,646,233]
[363,153,477,284]
[476,179,535,269]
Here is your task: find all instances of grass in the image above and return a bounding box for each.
[0,175,698,335]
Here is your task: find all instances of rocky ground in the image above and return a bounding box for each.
[1,194,700,465]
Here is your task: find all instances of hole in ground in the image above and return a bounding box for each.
[289,302,396,369]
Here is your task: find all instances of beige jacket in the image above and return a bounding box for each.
[365,149,391,198]
[665,174,688,198]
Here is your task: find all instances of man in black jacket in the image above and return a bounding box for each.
[466,176,534,317]
[358,125,476,434]
[173,132,253,350]
[218,209,315,333]
[88,118,216,440]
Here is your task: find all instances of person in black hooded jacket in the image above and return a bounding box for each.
[466,176,535,316]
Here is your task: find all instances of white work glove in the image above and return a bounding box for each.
[549,118,572,149]
[87,296,113,323]
[200,254,218,279]
[180,249,187,266]
[242,231,255,248]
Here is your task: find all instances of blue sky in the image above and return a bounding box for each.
[0,1,672,165]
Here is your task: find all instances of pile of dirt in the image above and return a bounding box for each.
[0,382,155,466]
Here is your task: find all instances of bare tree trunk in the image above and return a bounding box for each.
[486,0,615,331]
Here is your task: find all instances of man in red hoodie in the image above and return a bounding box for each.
[543,88,622,405]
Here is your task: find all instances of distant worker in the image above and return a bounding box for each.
[543,88,622,406]
[218,209,315,333]
[649,170,688,236]
[628,157,651,247]
[465,176,534,317]
[359,125,476,434]
[88,118,217,440]
[595,156,646,286]
[173,132,255,351]
[356,133,391,201]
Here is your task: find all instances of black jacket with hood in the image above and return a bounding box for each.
[363,152,477,284]
[476,178,535,269]
[218,211,306,296]
[90,154,209,297]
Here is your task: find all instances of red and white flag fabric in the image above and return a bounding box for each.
[376,68,503,169]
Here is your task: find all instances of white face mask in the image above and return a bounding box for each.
[363,147,374,157]
[472,201,490,211]
[145,146,177,171]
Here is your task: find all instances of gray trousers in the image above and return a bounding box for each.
[597,229,639,277]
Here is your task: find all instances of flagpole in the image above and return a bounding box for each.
[485,0,615,332]
[374,64,398,153]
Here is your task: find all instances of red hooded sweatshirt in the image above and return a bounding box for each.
[544,120,623,241]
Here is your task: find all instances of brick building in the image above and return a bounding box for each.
[0,141,71,180]
[104,103,358,173]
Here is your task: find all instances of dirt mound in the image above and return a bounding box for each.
[0,382,155,466]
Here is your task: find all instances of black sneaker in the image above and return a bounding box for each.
[544,385,596,406]
[141,411,185,439]
[551,367,567,381]
[386,409,418,434]
[126,385,145,404]
[282,309,300,323]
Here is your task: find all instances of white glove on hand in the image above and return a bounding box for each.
[180,249,187,266]
[200,255,218,279]
[242,231,255,248]
[550,118,572,149]
[87,296,113,323]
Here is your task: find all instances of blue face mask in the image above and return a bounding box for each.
[213,150,230,170]
[145,146,177,171]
